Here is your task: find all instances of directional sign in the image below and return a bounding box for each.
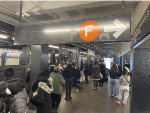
[15,15,130,45]
[104,19,127,38]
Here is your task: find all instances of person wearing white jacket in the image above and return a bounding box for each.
[116,67,130,107]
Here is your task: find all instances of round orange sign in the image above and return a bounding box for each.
[79,20,100,42]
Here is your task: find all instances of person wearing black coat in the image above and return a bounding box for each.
[31,72,53,113]
[73,65,81,92]
[109,64,121,97]
[83,61,89,84]
[63,60,75,101]
[99,60,106,87]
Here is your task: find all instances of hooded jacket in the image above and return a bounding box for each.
[63,64,75,81]
[50,72,65,94]
[10,88,27,113]
[34,82,53,113]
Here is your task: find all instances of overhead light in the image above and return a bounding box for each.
[49,45,59,49]
[61,47,73,51]
[0,34,8,39]
[104,42,114,44]
[16,12,30,17]
[12,37,15,40]
[80,52,87,54]
[43,28,71,34]
[24,12,30,17]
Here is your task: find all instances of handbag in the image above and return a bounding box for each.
[99,72,103,79]
[30,90,39,106]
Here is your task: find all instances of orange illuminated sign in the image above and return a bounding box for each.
[79,20,100,42]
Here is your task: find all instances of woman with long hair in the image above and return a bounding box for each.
[116,67,130,106]
[109,64,121,97]
[31,71,53,113]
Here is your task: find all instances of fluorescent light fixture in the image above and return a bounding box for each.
[24,12,30,17]
[49,45,59,49]
[0,34,8,39]
[0,49,22,53]
[61,47,73,51]
[81,52,87,54]
[16,12,30,17]
[44,28,71,34]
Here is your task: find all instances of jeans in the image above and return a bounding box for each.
[51,93,61,110]
[93,80,98,89]
[109,78,119,96]
[65,80,72,100]
[118,85,130,104]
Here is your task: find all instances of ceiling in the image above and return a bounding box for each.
[0,1,138,56]
[0,1,137,25]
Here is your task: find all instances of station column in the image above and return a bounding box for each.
[30,45,49,83]
[131,48,150,113]
[76,47,81,69]
[20,46,30,65]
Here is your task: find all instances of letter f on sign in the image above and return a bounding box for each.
[85,25,93,37]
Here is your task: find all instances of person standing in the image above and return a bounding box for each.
[9,85,27,113]
[83,61,89,84]
[73,65,81,92]
[31,72,53,113]
[116,67,130,106]
[63,60,75,101]
[0,67,28,113]
[50,66,65,112]
[99,60,106,87]
[91,62,101,90]
[109,64,120,97]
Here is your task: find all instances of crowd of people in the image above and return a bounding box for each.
[0,58,130,113]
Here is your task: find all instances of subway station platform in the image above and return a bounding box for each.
[28,80,130,113]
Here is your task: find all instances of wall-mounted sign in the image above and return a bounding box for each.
[15,15,130,45]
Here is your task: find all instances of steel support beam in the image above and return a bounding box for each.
[131,1,150,35]
[15,15,130,45]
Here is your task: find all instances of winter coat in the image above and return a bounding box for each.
[63,64,75,81]
[0,78,27,113]
[50,72,65,94]
[75,68,81,79]
[34,82,53,113]
[109,68,120,79]
[10,88,27,113]
[91,65,100,80]
[83,63,89,75]
[99,63,106,77]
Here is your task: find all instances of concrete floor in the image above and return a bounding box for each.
[28,80,130,113]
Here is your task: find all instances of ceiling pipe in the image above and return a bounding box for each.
[30,1,57,20]
[0,3,35,23]
[19,1,23,24]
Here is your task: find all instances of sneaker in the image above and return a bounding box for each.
[93,88,97,90]
[123,103,127,107]
[116,101,121,105]
[115,96,118,98]
[53,109,58,113]
[69,97,72,100]
[76,89,79,92]
[65,98,69,101]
